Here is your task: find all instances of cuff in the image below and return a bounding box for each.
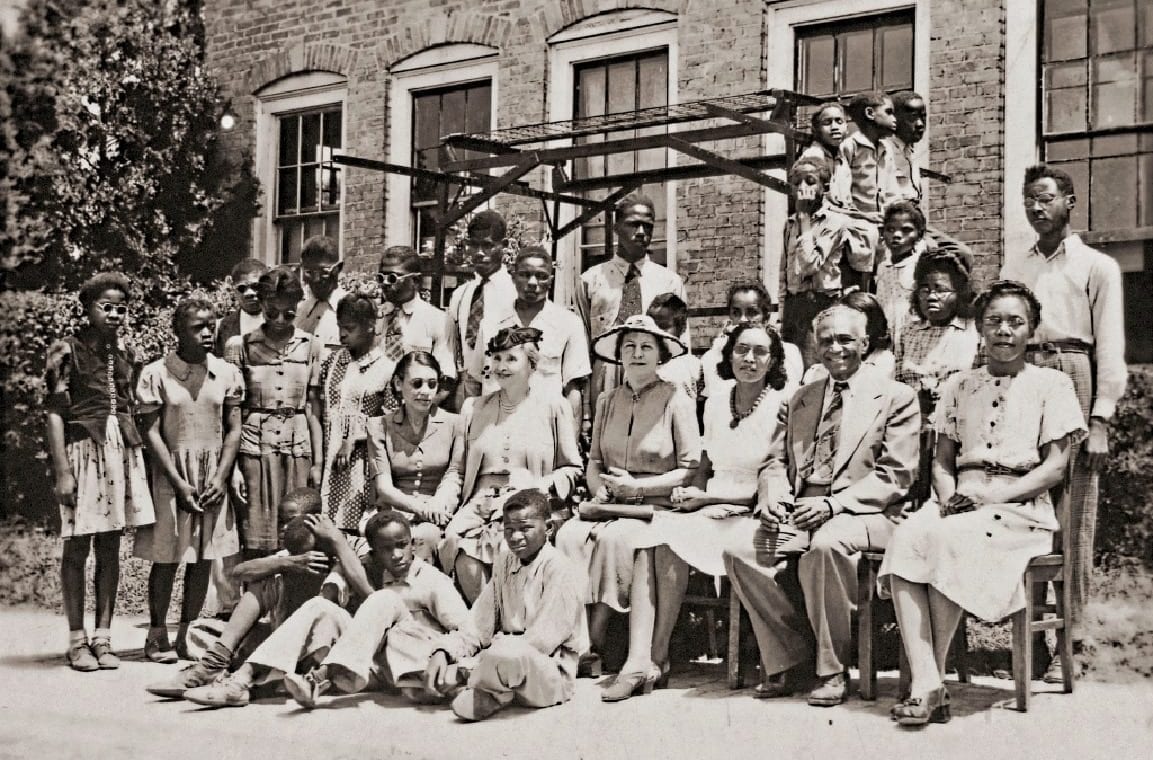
[1090,398,1117,420]
[825,496,845,516]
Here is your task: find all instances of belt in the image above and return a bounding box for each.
[798,483,832,498]
[246,406,306,418]
[1026,339,1092,355]
[957,463,1031,477]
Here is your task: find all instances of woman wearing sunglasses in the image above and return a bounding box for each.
[224,266,324,559]
[366,351,465,562]
[439,326,582,603]
[310,293,394,534]
[45,272,156,671]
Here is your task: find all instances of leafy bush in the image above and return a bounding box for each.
[1097,365,1153,568]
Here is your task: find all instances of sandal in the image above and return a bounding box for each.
[893,686,951,726]
[601,666,660,703]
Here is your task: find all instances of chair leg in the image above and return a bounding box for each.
[952,614,970,684]
[1054,578,1075,694]
[705,609,719,661]
[1012,575,1035,712]
[727,587,742,690]
[857,565,876,700]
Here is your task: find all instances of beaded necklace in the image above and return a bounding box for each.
[729,382,772,429]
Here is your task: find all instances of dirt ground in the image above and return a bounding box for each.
[2,607,1151,760]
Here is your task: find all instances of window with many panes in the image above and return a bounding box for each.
[794,10,914,128]
[573,48,670,270]
[275,107,342,263]
[1041,0,1153,236]
[410,80,493,260]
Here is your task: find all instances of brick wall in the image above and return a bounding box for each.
[203,0,1008,339]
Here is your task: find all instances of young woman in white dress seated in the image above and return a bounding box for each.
[878,281,1087,727]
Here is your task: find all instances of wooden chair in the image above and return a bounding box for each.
[682,574,745,689]
[856,465,1075,711]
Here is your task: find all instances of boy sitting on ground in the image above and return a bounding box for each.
[422,488,587,721]
[145,489,365,699]
[281,510,472,709]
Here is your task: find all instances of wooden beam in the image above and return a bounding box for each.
[662,137,790,194]
[557,154,789,194]
[552,184,640,240]
[434,155,540,229]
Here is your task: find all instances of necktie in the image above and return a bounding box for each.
[466,278,487,350]
[808,380,848,485]
[615,264,642,325]
[383,311,405,362]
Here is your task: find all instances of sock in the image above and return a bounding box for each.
[69,630,87,647]
[201,641,233,672]
[92,627,111,643]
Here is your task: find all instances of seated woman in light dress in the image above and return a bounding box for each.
[554,314,700,701]
[440,326,581,603]
[604,323,793,701]
[878,281,1087,727]
[367,351,464,564]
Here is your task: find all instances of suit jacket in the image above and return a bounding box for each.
[759,365,920,517]
[214,310,242,358]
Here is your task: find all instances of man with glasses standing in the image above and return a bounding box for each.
[445,210,518,411]
[295,236,347,364]
[1002,163,1128,683]
[376,245,456,407]
[214,259,270,357]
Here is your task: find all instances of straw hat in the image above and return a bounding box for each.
[591,314,687,365]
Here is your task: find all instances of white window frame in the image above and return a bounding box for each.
[1003,2,1039,258]
[764,0,930,301]
[253,72,348,264]
[386,45,500,250]
[547,14,679,310]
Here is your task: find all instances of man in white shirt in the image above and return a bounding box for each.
[576,193,688,415]
[377,245,456,403]
[294,236,347,364]
[445,210,518,410]
[1002,164,1127,682]
[470,246,590,426]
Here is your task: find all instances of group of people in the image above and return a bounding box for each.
[46,87,1125,730]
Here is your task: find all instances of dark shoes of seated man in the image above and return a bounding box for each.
[752,663,849,707]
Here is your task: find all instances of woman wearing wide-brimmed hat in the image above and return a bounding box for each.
[555,314,701,700]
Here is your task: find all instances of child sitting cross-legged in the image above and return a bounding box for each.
[423,488,588,722]
[145,488,362,700]
[280,510,471,709]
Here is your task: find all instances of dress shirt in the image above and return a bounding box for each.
[874,239,932,345]
[379,296,456,379]
[782,210,846,294]
[830,131,893,216]
[577,254,688,345]
[295,286,348,363]
[885,134,922,206]
[470,300,591,397]
[446,269,517,376]
[1001,234,1127,418]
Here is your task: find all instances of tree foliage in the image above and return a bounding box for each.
[1,0,259,290]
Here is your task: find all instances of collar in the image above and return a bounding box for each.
[909,315,969,332]
[305,286,347,310]
[347,341,387,371]
[383,297,418,318]
[247,326,310,348]
[164,351,215,381]
[474,268,512,285]
[610,253,649,273]
[76,325,119,353]
[379,556,426,586]
[889,134,914,154]
[509,543,552,575]
[826,366,870,396]
[848,130,880,151]
[625,376,664,399]
[1030,234,1078,262]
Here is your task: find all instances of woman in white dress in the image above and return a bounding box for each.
[878,281,1087,726]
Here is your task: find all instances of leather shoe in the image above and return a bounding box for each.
[806,671,849,707]
[753,664,810,699]
[893,686,951,726]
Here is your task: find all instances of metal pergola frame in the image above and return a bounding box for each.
[332,87,948,310]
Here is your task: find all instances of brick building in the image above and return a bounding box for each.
[202,0,1152,358]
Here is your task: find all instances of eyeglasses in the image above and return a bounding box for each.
[981,316,1028,330]
[1023,193,1059,206]
[916,286,956,297]
[733,344,772,359]
[406,378,438,390]
[97,302,128,316]
[376,271,419,287]
[264,308,296,321]
[302,264,340,279]
[235,283,259,295]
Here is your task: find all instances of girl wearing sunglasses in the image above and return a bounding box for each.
[45,271,156,672]
[366,351,465,563]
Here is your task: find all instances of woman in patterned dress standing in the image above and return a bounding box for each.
[45,272,155,671]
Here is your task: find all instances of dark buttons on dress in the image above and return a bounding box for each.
[994,514,1002,520]
[986,532,993,538]
[986,443,993,448]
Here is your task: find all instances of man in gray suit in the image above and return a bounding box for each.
[723,304,919,707]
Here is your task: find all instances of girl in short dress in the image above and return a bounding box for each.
[312,293,391,533]
[134,297,244,663]
[878,281,1087,727]
[224,266,323,557]
[45,272,155,671]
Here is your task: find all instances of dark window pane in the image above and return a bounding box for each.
[278,116,298,167]
[637,53,668,110]
[1092,0,1136,55]
[440,88,467,137]
[1047,87,1089,132]
[840,29,875,93]
[281,220,302,264]
[1046,138,1090,160]
[322,110,342,150]
[880,25,913,90]
[413,93,441,154]
[606,59,636,115]
[300,113,321,164]
[1092,155,1138,230]
[1140,152,1153,226]
[300,164,318,211]
[1046,60,1089,88]
[277,167,297,215]
[1061,159,1091,229]
[1092,133,1138,156]
[799,35,835,96]
[464,84,491,135]
[322,214,340,246]
[1046,0,1089,61]
[1093,53,1138,127]
[322,164,341,209]
[1144,53,1153,120]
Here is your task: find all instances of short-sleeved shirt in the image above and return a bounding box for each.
[45,330,143,446]
[577,255,688,346]
[591,379,700,475]
[470,300,592,398]
[366,408,465,506]
[136,352,245,452]
[225,327,322,456]
[874,239,932,345]
[377,297,456,380]
[895,316,980,392]
[295,287,348,364]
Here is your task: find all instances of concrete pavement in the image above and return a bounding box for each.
[2,607,1151,760]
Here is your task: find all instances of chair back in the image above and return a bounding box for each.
[1048,460,1075,557]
